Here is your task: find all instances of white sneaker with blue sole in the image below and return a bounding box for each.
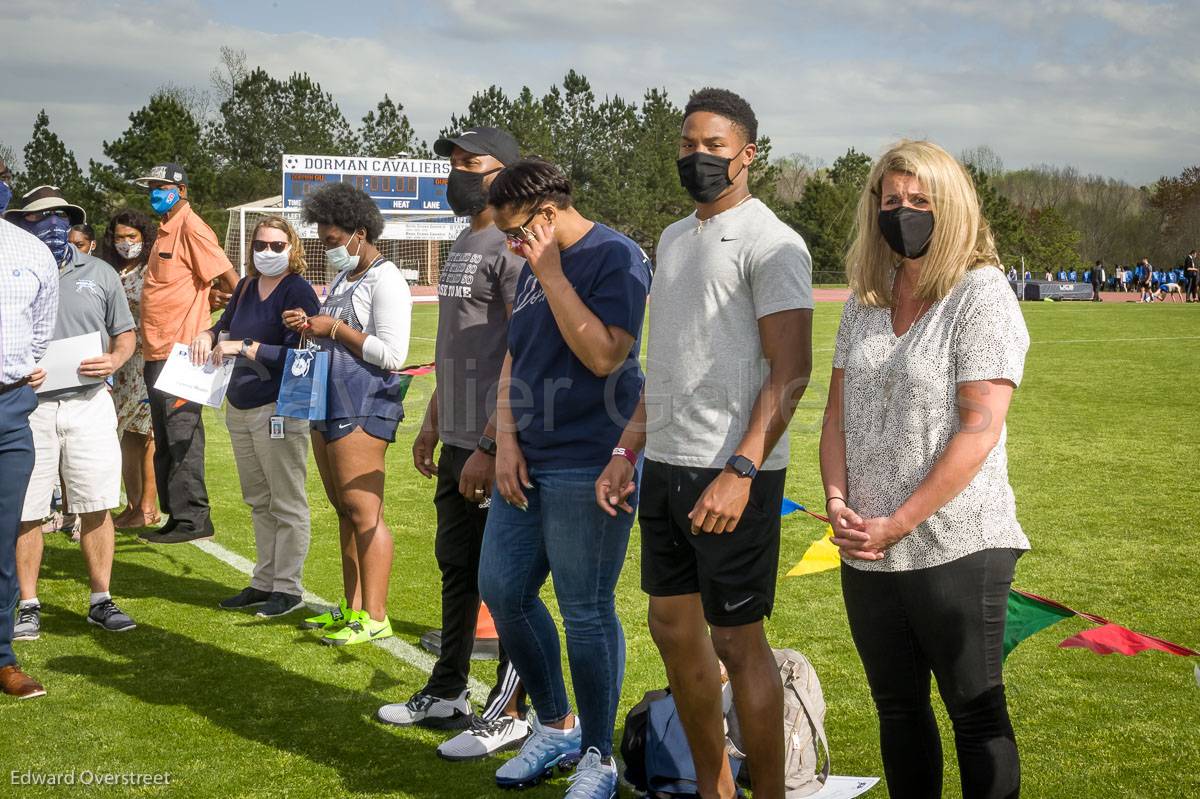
[495,713,582,789]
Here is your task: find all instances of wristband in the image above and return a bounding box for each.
[825,496,846,510]
[612,447,638,467]
[330,319,342,342]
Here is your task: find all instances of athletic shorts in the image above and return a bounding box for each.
[639,458,785,627]
[311,414,400,443]
[22,386,121,521]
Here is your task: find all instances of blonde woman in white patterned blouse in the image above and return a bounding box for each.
[819,140,1030,799]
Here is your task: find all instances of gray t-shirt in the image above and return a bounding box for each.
[645,199,813,470]
[833,266,1031,572]
[47,244,135,398]
[435,225,523,449]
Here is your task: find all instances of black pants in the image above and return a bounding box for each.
[144,360,213,536]
[426,444,525,718]
[842,548,1021,799]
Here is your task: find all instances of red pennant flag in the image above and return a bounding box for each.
[1059,623,1199,657]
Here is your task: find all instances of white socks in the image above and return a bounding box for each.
[90,591,111,607]
[19,597,39,609]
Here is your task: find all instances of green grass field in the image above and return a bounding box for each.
[2,299,1198,798]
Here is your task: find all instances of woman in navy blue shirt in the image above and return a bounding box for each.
[189,216,320,619]
[477,160,652,798]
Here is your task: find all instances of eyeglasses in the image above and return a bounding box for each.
[502,206,546,247]
[252,240,289,253]
[23,209,70,221]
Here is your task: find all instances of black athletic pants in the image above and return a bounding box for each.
[425,444,525,718]
[842,548,1021,799]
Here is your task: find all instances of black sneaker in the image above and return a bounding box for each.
[219,587,272,610]
[87,599,136,632]
[143,528,214,544]
[255,592,304,618]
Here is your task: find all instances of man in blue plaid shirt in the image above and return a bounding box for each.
[0,195,58,700]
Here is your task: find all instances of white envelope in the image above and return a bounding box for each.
[35,331,104,394]
[153,343,234,409]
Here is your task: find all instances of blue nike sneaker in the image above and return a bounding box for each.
[495,713,582,789]
[564,747,618,799]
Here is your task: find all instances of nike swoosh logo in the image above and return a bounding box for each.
[721,236,738,242]
[338,422,353,429]
[723,596,755,612]
[369,627,389,638]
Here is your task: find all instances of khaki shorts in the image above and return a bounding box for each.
[21,386,121,521]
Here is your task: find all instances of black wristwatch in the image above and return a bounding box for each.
[477,434,497,457]
[240,338,253,357]
[725,454,758,479]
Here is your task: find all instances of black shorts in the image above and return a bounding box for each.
[639,459,786,627]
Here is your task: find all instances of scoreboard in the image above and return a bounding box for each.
[281,154,452,213]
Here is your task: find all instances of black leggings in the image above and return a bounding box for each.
[842,548,1021,799]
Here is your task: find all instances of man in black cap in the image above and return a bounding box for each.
[133,162,237,544]
[5,187,138,644]
[376,128,530,762]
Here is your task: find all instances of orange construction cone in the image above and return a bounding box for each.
[476,603,498,641]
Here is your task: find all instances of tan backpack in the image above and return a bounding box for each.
[726,648,831,798]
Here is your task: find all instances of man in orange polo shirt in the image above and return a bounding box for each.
[135,163,238,544]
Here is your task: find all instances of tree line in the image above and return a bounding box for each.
[4,49,1196,282]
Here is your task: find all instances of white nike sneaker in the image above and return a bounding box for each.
[437,714,531,761]
[376,690,471,730]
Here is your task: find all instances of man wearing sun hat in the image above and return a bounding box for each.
[133,162,237,545]
[4,185,138,648]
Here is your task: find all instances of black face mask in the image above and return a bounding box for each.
[676,151,747,204]
[447,167,501,217]
[878,206,934,259]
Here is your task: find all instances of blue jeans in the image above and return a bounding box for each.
[0,386,36,669]
[478,465,637,756]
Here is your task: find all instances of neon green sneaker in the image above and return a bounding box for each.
[319,611,393,647]
[301,599,350,631]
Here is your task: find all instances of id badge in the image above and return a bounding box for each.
[269,416,285,440]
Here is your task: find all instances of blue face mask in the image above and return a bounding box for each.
[23,215,72,264]
[149,187,181,215]
[0,182,11,214]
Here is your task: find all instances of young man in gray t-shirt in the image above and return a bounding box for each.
[376,127,530,761]
[597,89,813,799]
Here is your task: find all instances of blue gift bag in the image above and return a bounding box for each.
[276,346,329,421]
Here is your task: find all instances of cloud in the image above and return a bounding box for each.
[0,0,1194,186]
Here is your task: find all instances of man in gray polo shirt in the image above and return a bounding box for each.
[5,187,137,641]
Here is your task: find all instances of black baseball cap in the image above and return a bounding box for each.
[433,127,519,166]
[133,162,188,188]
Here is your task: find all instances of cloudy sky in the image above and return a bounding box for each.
[1,0,1195,185]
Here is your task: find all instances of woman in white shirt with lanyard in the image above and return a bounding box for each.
[283,182,412,647]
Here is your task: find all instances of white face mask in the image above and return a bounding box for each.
[115,240,143,260]
[325,231,361,272]
[253,247,291,276]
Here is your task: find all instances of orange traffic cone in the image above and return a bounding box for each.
[476,603,498,641]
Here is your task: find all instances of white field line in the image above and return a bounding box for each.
[190,538,489,698]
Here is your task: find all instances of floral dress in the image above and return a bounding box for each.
[113,264,153,436]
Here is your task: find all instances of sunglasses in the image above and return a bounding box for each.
[503,206,547,247]
[252,240,289,253]
[23,209,69,222]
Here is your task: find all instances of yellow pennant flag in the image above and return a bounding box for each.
[786,525,841,577]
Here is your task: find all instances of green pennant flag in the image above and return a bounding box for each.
[1004,590,1074,659]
